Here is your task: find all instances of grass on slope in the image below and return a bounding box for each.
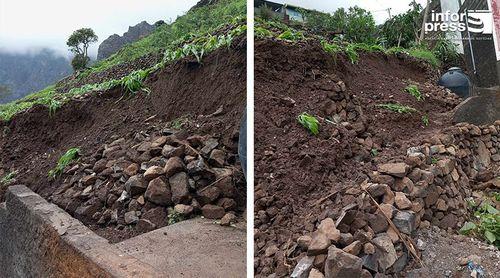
[85,0,246,76]
[0,0,246,122]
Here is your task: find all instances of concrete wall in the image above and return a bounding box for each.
[0,185,159,278]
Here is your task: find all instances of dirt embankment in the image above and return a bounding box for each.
[254,39,498,277]
[0,37,246,242]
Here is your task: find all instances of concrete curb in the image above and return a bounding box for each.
[0,185,160,277]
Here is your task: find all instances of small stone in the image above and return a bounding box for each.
[81,175,98,186]
[395,192,412,209]
[308,232,331,256]
[372,235,397,271]
[201,204,225,219]
[393,210,416,235]
[136,195,145,205]
[136,219,156,232]
[308,268,325,278]
[124,163,139,176]
[378,163,409,178]
[174,204,194,216]
[297,235,312,250]
[142,207,168,228]
[379,204,395,218]
[220,213,236,226]
[209,149,225,167]
[169,172,191,204]
[290,256,314,278]
[264,245,279,257]
[144,166,165,181]
[343,240,362,256]
[164,157,185,177]
[162,144,184,158]
[125,175,147,196]
[317,218,341,242]
[324,246,363,278]
[363,242,375,254]
[437,159,454,176]
[436,198,448,211]
[124,211,139,225]
[197,185,221,205]
[144,177,172,206]
[366,183,388,197]
[201,138,219,156]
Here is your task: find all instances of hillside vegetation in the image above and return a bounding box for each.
[0,0,246,122]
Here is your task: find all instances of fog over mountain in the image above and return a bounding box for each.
[0,49,71,103]
[0,0,198,103]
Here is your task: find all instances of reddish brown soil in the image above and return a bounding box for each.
[254,39,462,276]
[0,38,246,240]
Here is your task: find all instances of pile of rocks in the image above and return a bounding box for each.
[289,121,499,277]
[51,128,244,234]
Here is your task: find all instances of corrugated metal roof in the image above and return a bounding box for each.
[460,0,489,12]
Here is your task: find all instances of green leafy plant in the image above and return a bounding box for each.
[431,157,438,164]
[433,38,460,66]
[255,27,273,38]
[345,44,359,64]
[405,84,424,101]
[422,115,429,126]
[119,69,151,97]
[460,202,499,247]
[168,210,184,225]
[370,148,379,157]
[1,171,17,186]
[48,148,80,179]
[408,48,440,68]
[297,113,320,135]
[277,30,304,42]
[377,103,417,114]
[48,99,61,117]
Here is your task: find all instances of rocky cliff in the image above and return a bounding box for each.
[97,21,157,61]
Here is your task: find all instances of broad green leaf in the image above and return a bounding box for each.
[459,222,476,234]
[484,231,496,243]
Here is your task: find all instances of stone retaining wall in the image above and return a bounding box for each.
[0,185,159,277]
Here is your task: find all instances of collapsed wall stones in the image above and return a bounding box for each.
[290,118,499,277]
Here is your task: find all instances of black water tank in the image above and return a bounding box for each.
[438,67,471,99]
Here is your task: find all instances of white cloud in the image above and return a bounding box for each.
[0,0,199,57]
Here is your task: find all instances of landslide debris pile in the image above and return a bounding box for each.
[0,0,246,242]
[50,125,244,242]
[254,38,499,277]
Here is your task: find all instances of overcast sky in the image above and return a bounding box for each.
[273,0,428,24]
[0,0,198,58]
[0,0,430,58]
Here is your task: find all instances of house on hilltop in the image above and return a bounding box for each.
[255,0,305,22]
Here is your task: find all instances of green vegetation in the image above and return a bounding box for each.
[460,202,500,247]
[277,30,304,42]
[422,115,429,126]
[169,115,190,129]
[67,28,98,71]
[405,84,424,101]
[86,0,245,76]
[48,148,80,179]
[297,112,320,135]
[0,171,17,186]
[168,209,184,225]
[0,18,246,122]
[380,2,422,49]
[431,157,438,164]
[433,37,460,66]
[408,48,440,68]
[300,6,377,44]
[377,103,417,114]
[119,69,151,97]
[370,148,379,157]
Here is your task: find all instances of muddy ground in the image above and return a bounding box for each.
[253,38,495,277]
